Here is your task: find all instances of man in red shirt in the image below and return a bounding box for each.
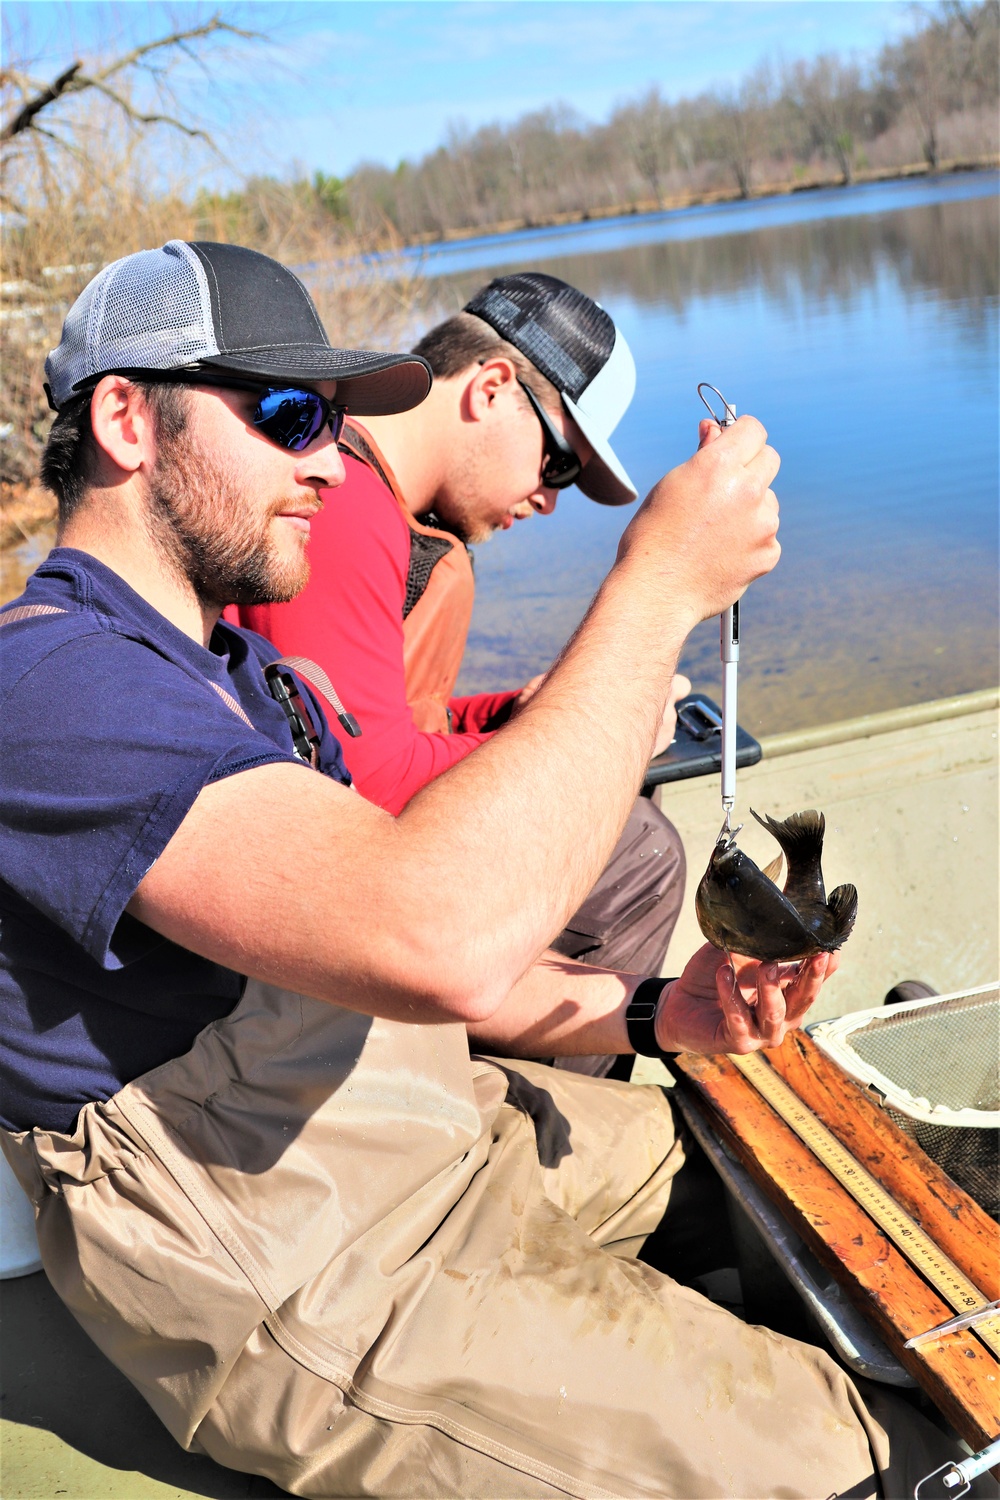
[239,275,690,1070]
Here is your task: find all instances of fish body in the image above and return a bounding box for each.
[695,808,858,961]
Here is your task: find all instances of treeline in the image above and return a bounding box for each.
[208,1,998,245]
[2,1,997,511]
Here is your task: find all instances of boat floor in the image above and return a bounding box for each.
[1,1271,286,1498]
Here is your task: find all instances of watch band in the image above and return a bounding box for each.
[625,977,678,1058]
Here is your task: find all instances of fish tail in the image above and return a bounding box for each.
[826,883,859,946]
[751,808,826,862]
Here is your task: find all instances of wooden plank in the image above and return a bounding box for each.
[767,1031,999,1299]
[673,1051,1000,1450]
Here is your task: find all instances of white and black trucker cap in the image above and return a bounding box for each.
[464,272,637,505]
[45,240,432,416]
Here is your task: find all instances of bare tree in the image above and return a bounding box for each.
[785,54,870,184]
[886,19,955,167]
[615,87,675,206]
[877,3,998,168]
[713,62,776,198]
[940,0,1000,101]
[0,10,263,489]
[1,13,262,210]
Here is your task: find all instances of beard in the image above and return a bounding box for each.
[429,479,500,547]
[418,505,493,548]
[145,429,314,608]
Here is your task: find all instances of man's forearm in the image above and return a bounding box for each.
[375,419,780,1007]
[395,561,693,996]
[466,950,651,1058]
[131,422,780,1024]
[131,559,686,1030]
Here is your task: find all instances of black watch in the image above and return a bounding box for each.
[625,977,678,1059]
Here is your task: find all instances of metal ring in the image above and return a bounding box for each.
[697,382,737,426]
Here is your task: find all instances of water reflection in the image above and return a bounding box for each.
[435,186,998,734]
[4,182,997,738]
[421,193,998,345]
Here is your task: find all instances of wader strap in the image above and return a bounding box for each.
[208,681,254,728]
[0,604,67,624]
[271,655,361,741]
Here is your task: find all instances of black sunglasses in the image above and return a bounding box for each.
[517,378,582,490]
[107,370,347,452]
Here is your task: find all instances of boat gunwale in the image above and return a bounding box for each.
[759,687,999,760]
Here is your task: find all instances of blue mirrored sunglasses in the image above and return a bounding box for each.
[109,371,348,452]
[252,386,347,451]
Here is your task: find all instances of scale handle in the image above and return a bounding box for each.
[696,383,740,819]
[719,392,739,815]
[721,602,739,808]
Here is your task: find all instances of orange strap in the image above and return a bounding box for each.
[340,423,475,734]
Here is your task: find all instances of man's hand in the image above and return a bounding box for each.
[654,944,838,1056]
[510,671,547,714]
[652,673,691,758]
[616,415,781,628]
[516,669,690,758]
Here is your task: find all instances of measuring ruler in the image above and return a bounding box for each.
[729,1050,1000,1360]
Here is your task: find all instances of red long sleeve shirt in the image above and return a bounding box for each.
[234,453,518,815]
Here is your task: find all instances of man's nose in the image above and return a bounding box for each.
[295,435,346,492]
[527,486,559,516]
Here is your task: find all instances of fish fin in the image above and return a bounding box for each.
[752,808,828,913]
[751,807,826,860]
[761,853,784,885]
[826,883,859,945]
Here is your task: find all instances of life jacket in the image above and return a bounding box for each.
[339,422,474,734]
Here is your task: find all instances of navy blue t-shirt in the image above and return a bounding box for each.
[0,550,352,1133]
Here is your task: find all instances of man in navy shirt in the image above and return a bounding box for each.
[0,242,963,1498]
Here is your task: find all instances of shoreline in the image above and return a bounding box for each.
[2,158,997,566]
[400,155,999,251]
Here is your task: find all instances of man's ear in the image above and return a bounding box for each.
[89,376,159,478]
[465,357,518,421]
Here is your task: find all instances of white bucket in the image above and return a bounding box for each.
[1,1148,42,1278]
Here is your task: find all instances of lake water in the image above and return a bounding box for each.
[6,174,996,737]
[408,172,999,735]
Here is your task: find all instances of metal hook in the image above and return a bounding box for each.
[697,383,737,428]
[915,1436,1000,1497]
[716,812,743,845]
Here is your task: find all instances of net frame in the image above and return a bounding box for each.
[810,983,999,1126]
[810,984,999,1218]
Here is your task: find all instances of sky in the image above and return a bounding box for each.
[6,1,917,181]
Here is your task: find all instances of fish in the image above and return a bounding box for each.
[695,808,858,961]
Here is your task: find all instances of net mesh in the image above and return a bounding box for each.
[843,989,999,1218]
[46,242,216,406]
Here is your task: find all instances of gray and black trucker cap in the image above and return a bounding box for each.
[464,272,637,505]
[45,240,432,416]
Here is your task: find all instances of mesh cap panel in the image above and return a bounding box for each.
[464,272,615,403]
[46,242,217,408]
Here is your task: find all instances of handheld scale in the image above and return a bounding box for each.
[729,1049,1000,1362]
[697,384,740,833]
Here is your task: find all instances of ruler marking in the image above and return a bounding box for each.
[729,1051,1000,1360]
